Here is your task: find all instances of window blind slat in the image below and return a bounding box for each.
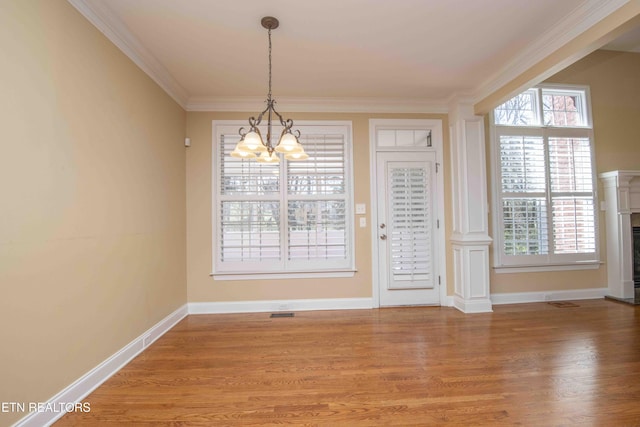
[549,138,593,193]
[220,201,281,262]
[288,135,345,196]
[500,136,546,193]
[220,135,280,196]
[502,198,549,256]
[287,200,347,261]
[552,197,596,254]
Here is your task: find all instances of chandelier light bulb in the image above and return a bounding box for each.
[275,133,299,153]
[256,151,280,164]
[241,131,264,151]
[230,146,257,159]
[285,149,309,161]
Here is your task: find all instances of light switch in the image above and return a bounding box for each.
[356,203,366,215]
[359,217,367,228]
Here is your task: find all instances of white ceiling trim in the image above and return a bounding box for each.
[186,96,449,114]
[472,0,631,106]
[68,0,190,108]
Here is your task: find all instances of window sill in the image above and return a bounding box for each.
[210,269,357,281]
[493,261,602,274]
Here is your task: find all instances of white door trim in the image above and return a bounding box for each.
[369,119,447,308]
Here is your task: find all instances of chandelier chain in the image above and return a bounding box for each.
[267,27,272,102]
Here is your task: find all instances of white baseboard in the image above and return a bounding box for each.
[452,296,494,313]
[441,296,455,307]
[13,304,188,427]
[491,287,607,305]
[189,297,373,314]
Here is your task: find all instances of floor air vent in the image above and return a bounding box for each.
[270,312,294,318]
[547,302,579,308]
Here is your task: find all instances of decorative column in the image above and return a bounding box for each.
[449,101,493,313]
[600,171,640,299]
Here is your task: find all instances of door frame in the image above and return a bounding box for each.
[369,119,447,308]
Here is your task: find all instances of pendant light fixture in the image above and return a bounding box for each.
[232,16,308,163]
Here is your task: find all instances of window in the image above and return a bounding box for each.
[212,122,354,277]
[491,85,598,270]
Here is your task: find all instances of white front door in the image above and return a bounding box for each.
[376,151,440,306]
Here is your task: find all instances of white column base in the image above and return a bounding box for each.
[453,295,493,313]
[452,240,493,313]
[609,280,636,299]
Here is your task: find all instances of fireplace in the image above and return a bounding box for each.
[634,226,640,287]
[600,171,640,300]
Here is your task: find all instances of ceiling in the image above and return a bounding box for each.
[70,0,640,112]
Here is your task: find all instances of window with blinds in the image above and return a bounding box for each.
[213,122,353,275]
[491,85,598,269]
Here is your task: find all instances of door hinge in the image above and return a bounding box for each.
[437,219,440,229]
[438,276,441,285]
[436,163,440,173]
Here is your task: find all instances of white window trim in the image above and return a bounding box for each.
[489,84,600,272]
[211,120,356,279]
[493,261,602,274]
[539,83,592,128]
[210,270,357,281]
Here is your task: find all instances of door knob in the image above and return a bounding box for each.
[380,223,386,229]
[380,234,387,240]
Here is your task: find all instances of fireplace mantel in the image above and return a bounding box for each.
[599,170,640,299]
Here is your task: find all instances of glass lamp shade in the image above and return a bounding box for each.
[240,131,266,152]
[230,145,257,159]
[284,146,309,161]
[256,151,280,164]
[275,132,299,153]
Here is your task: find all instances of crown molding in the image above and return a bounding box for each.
[472,0,631,106]
[446,93,476,109]
[186,96,449,114]
[69,0,627,116]
[68,0,189,108]
[68,0,446,115]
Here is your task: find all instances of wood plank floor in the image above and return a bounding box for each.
[55,299,640,426]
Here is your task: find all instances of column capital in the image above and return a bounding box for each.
[448,98,476,123]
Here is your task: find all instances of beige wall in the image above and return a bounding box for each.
[0,1,187,424]
[489,50,640,293]
[186,112,452,302]
[550,50,640,172]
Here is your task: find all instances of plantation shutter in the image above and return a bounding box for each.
[387,162,433,289]
[499,136,548,255]
[218,135,281,264]
[287,134,347,263]
[548,137,596,254]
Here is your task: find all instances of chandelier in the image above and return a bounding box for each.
[232,16,308,163]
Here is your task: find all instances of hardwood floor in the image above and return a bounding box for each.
[55,299,640,426]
